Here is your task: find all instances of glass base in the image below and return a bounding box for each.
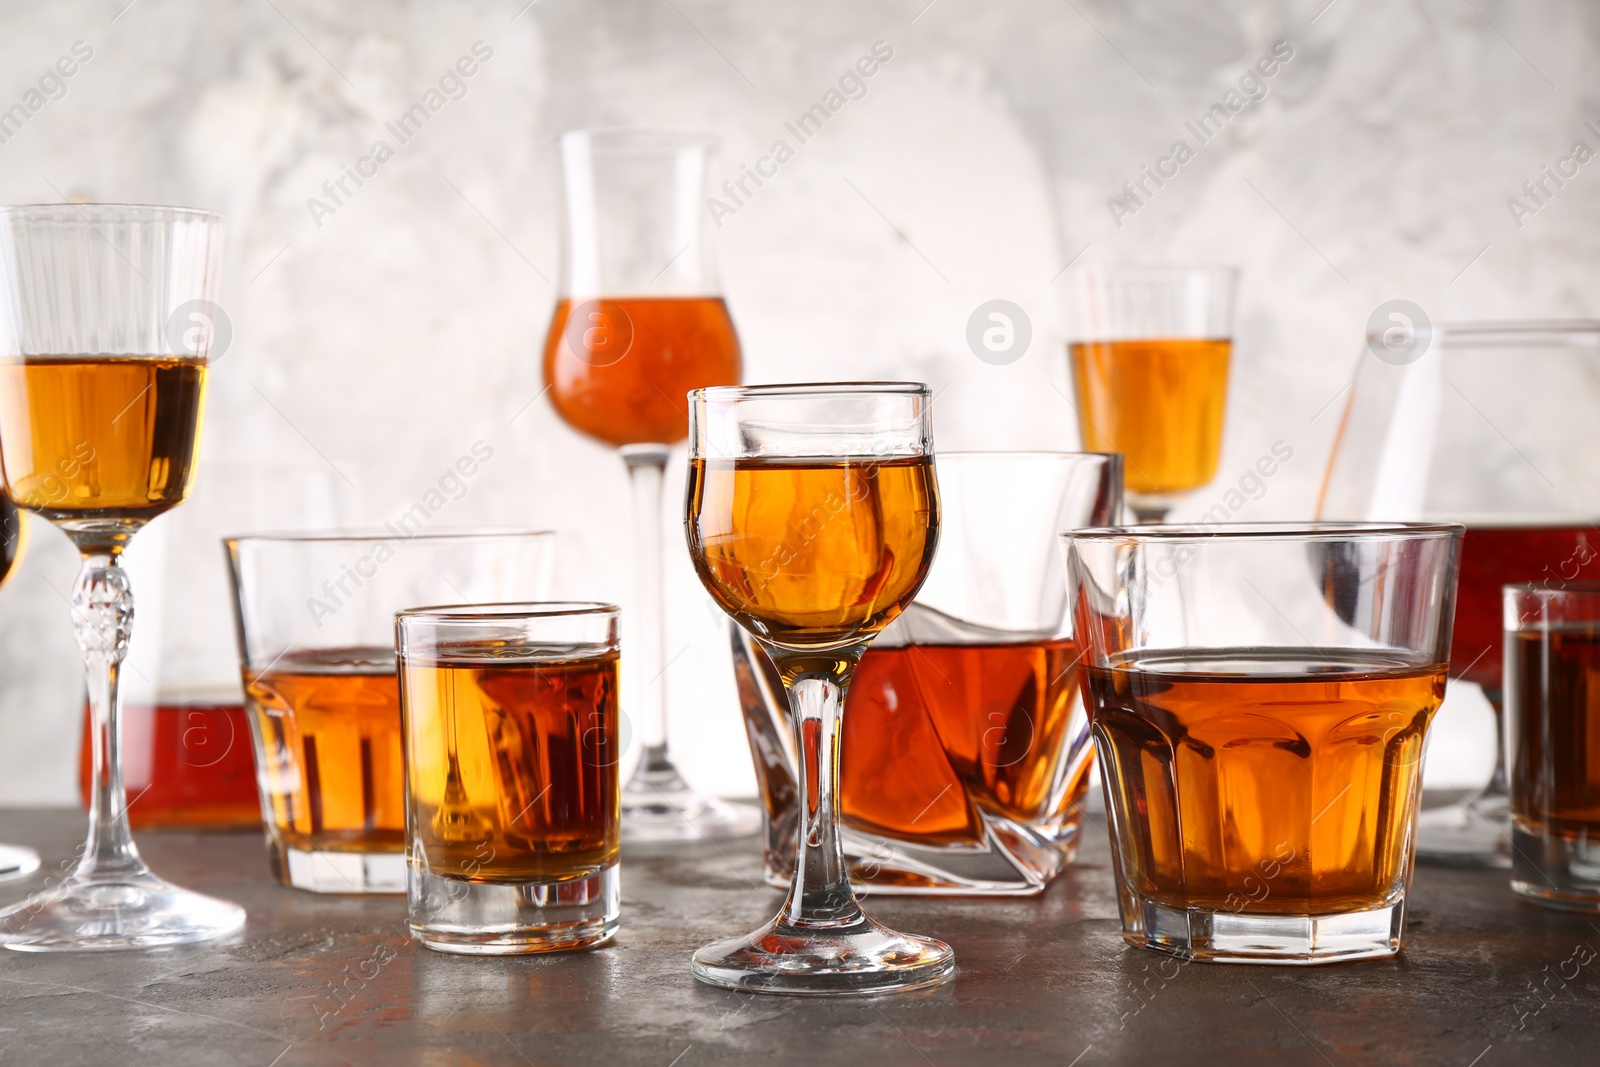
[271,841,407,894]
[409,864,619,955]
[1511,825,1600,912]
[0,844,40,885]
[1416,796,1512,869]
[0,869,245,952]
[1119,895,1405,965]
[622,776,761,843]
[691,912,955,995]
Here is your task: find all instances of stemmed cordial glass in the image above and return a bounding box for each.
[1062,265,1237,523]
[0,491,38,883]
[542,128,757,842]
[0,204,245,948]
[685,383,953,995]
[1320,320,1600,867]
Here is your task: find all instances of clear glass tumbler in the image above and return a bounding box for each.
[399,602,622,954]
[1066,522,1462,963]
[1506,582,1600,911]
[225,530,553,893]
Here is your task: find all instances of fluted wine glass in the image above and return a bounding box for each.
[0,204,245,949]
[542,127,757,842]
[685,383,953,995]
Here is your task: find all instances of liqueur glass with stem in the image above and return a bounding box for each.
[0,204,244,949]
[1062,264,1237,523]
[542,126,755,842]
[1319,320,1600,867]
[685,382,952,995]
[0,490,37,883]
[1066,522,1462,964]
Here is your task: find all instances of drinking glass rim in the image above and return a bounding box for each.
[1408,319,1600,346]
[691,381,929,401]
[935,449,1118,462]
[1064,520,1463,543]
[397,600,618,621]
[224,527,555,546]
[560,126,719,153]
[0,203,223,224]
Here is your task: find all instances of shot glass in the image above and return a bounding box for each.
[225,530,553,893]
[1507,583,1600,911]
[398,603,621,954]
[1065,522,1462,963]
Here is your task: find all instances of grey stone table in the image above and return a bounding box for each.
[0,806,1594,1067]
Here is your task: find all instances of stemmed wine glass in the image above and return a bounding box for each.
[0,491,38,883]
[542,127,757,842]
[1319,320,1600,867]
[1062,265,1237,523]
[685,383,953,995]
[0,204,245,948]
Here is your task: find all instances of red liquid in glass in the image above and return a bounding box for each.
[78,702,260,830]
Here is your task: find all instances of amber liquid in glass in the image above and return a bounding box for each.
[1069,338,1230,496]
[244,648,405,854]
[0,357,206,521]
[1452,523,1600,693]
[77,702,260,830]
[1087,648,1444,914]
[543,297,741,446]
[842,639,1086,846]
[402,647,620,882]
[686,456,939,649]
[1508,625,1600,840]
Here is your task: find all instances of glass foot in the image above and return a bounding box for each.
[0,844,40,885]
[691,912,954,996]
[1416,796,1512,869]
[622,771,760,843]
[0,868,245,952]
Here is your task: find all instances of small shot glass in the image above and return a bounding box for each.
[1506,583,1600,911]
[397,602,622,954]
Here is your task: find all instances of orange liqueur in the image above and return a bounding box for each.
[543,296,740,446]
[402,647,620,882]
[1087,648,1444,914]
[1508,624,1600,840]
[244,648,405,859]
[1069,338,1229,496]
[686,455,938,650]
[841,637,1089,848]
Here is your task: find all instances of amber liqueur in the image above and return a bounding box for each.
[244,648,405,854]
[543,296,741,446]
[1087,648,1445,913]
[842,635,1087,846]
[0,356,205,521]
[686,454,939,649]
[1508,624,1600,840]
[1069,338,1230,497]
[402,645,620,882]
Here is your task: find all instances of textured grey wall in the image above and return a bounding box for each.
[0,0,1592,803]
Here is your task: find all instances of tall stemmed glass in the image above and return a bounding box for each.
[0,204,244,949]
[1063,265,1237,523]
[0,491,37,883]
[685,383,953,995]
[543,128,756,842]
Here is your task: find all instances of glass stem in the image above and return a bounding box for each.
[621,444,680,787]
[71,551,143,881]
[766,645,867,929]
